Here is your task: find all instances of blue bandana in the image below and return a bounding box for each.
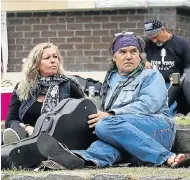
[112,35,142,54]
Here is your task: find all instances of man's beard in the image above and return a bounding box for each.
[155,41,164,47]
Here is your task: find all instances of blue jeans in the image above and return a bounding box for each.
[73,115,175,168]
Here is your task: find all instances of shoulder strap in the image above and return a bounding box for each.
[51,98,72,114]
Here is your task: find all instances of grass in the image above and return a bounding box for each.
[175,118,190,125]
[2,167,190,179]
[2,118,190,179]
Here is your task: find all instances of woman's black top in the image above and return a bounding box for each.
[6,81,84,128]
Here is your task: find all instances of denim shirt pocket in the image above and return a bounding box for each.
[153,128,173,150]
[120,84,138,104]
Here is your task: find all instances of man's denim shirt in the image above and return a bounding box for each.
[103,69,175,131]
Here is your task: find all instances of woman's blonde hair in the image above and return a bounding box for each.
[16,43,64,101]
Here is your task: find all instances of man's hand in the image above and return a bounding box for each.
[145,61,152,69]
[88,111,112,129]
[25,125,34,136]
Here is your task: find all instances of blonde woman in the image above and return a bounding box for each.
[3,43,84,144]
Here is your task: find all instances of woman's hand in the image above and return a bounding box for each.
[88,111,112,129]
[25,125,34,136]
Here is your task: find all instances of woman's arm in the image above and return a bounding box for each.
[70,80,85,98]
[5,84,22,128]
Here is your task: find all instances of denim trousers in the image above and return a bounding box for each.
[73,114,175,168]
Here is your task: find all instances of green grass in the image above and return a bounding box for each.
[175,118,190,125]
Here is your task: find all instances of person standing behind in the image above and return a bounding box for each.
[144,19,190,116]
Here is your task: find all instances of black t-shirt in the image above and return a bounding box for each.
[145,34,190,83]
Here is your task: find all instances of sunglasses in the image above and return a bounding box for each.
[113,31,136,38]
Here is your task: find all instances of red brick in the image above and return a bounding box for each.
[59,17,75,23]
[66,37,83,43]
[84,63,100,70]
[8,19,24,25]
[7,25,15,32]
[84,37,100,43]
[63,57,75,63]
[99,63,110,70]
[24,44,35,51]
[129,28,144,35]
[41,17,58,24]
[24,18,41,24]
[8,39,15,45]
[50,38,66,44]
[76,30,91,36]
[67,11,84,16]
[64,63,84,71]
[8,32,23,38]
[102,23,118,29]
[137,22,144,28]
[58,44,75,50]
[102,37,112,43]
[75,57,93,63]
[76,16,92,23]
[33,25,49,31]
[93,30,109,36]
[119,22,136,29]
[75,44,92,50]
[67,50,83,57]
[128,15,145,22]
[59,50,66,57]
[58,31,74,37]
[93,43,108,50]
[50,25,66,30]
[33,38,49,44]
[16,25,32,31]
[110,29,123,36]
[93,16,109,22]
[67,24,83,30]
[84,50,100,56]
[110,16,127,22]
[25,32,40,38]
[7,64,22,72]
[8,51,15,58]
[41,31,57,37]
[118,9,136,15]
[16,51,30,58]
[9,45,23,51]
[93,56,108,62]
[101,50,109,56]
[84,24,101,29]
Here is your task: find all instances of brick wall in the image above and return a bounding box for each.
[176,8,190,44]
[6,8,190,72]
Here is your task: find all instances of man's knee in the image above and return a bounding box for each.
[95,116,114,138]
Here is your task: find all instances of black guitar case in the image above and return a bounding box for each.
[1,98,97,169]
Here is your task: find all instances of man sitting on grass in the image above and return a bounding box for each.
[37,31,190,169]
